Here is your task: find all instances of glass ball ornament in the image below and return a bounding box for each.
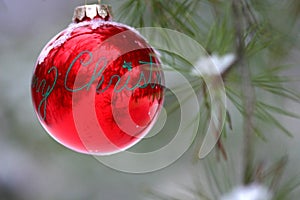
[31,4,164,155]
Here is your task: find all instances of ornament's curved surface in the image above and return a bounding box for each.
[31,7,164,155]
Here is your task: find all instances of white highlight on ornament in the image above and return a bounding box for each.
[220,184,273,200]
[38,32,72,65]
[134,40,143,48]
[38,19,148,65]
[191,53,236,76]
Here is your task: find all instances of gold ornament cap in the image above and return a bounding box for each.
[73,4,113,22]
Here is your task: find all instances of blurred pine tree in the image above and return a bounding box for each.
[115,0,300,199]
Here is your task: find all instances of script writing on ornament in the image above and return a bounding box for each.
[32,50,163,120]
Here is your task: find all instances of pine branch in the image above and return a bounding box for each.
[232,0,256,185]
[116,0,300,199]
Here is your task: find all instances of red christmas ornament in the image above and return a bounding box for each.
[31,4,164,155]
